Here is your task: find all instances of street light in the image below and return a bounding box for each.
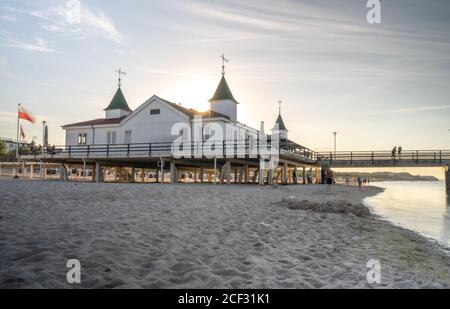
[333,131,337,157]
[41,121,47,156]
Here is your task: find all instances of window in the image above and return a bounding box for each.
[77,133,87,145]
[150,109,160,115]
[124,130,132,144]
[107,131,117,145]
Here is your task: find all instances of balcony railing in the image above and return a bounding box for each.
[25,140,316,162]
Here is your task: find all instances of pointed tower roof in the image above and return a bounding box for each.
[104,87,132,112]
[274,113,288,131]
[272,100,288,131]
[209,76,238,103]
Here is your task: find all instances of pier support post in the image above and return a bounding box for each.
[252,168,258,183]
[60,164,69,182]
[445,168,449,195]
[170,161,177,184]
[200,167,204,183]
[30,164,33,179]
[226,161,231,184]
[131,168,136,183]
[95,162,102,183]
[259,159,265,186]
[268,168,274,185]
[283,162,288,185]
[160,160,165,184]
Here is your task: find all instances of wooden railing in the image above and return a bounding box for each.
[33,140,316,162]
[316,150,450,166]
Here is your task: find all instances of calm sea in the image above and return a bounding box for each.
[364,181,450,248]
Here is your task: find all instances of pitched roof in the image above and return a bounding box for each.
[157,96,230,120]
[273,113,288,131]
[209,76,238,103]
[104,88,132,112]
[63,96,230,129]
[62,116,127,128]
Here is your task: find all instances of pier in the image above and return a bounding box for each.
[17,140,321,185]
[9,145,450,194]
[317,150,450,194]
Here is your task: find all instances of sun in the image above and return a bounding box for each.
[169,78,216,112]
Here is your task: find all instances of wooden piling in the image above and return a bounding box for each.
[95,162,101,183]
[446,168,449,195]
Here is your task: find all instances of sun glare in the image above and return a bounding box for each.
[169,78,215,112]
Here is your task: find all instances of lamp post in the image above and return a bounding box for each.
[333,131,337,157]
[41,121,47,156]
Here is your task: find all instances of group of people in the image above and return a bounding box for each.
[391,146,403,159]
[29,140,56,155]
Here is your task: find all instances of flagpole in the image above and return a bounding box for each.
[16,103,20,159]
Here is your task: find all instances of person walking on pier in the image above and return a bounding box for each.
[392,146,397,160]
[398,146,402,159]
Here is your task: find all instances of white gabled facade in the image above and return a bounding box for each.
[64,96,192,146]
[62,71,269,147]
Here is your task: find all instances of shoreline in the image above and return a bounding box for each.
[362,182,450,256]
[1,180,449,288]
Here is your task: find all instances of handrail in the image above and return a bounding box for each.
[316,150,450,166]
[31,140,317,161]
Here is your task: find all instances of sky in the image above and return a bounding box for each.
[1,0,450,154]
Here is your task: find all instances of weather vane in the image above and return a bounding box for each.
[278,100,282,114]
[221,54,229,76]
[115,68,127,88]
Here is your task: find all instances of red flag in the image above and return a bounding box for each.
[20,125,26,140]
[18,105,35,123]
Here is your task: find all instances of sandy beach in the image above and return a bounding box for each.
[0,179,449,289]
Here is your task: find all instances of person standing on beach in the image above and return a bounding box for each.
[357,176,363,190]
[392,146,397,160]
[326,168,334,192]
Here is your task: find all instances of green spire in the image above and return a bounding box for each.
[209,76,238,103]
[104,87,132,111]
[274,113,288,131]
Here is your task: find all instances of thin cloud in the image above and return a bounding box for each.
[0,14,17,21]
[6,1,121,43]
[354,105,450,118]
[0,37,57,53]
[0,111,17,122]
